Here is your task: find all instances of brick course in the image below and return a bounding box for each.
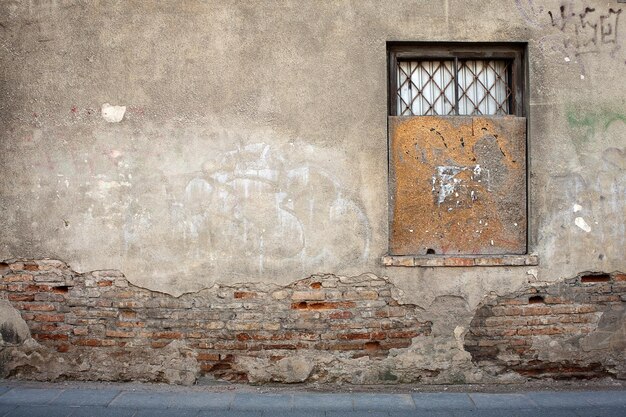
[0,260,431,383]
[464,272,626,379]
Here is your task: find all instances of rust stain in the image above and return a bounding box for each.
[389,116,526,256]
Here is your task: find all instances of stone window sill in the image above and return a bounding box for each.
[381,254,539,267]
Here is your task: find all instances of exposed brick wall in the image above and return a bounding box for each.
[464,272,626,379]
[0,259,431,383]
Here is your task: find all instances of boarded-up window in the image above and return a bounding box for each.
[387,43,527,256]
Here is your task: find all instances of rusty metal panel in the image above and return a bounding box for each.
[389,116,526,255]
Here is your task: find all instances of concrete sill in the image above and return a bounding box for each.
[381,254,539,267]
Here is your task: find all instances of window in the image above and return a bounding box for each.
[385,43,535,266]
[396,60,512,116]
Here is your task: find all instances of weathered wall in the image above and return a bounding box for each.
[0,0,624,384]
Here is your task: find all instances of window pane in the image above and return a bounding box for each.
[457,60,511,116]
[397,60,455,116]
[396,59,512,116]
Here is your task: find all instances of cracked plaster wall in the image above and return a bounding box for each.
[0,0,624,384]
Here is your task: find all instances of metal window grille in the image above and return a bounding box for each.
[396,59,512,116]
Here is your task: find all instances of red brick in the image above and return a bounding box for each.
[325,342,364,351]
[6,284,26,291]
[531,327,563,335]
[370,331,387,340]
[150,331,183,339]
[493,306,522,316]
[387,331,419,339]
[8,293,35,302]
[213,342,247,350]
[226,322,262,331]
[73,339,116,347]
[291,301,355,310]
[200,363,216,372]
[115,321,145,328]
[119,310,137,319]
[443,257,475,266]
[521,306,552,316]
[97,280,113,287]
[105,330,135,338]
[526,316,559,326]
[551,305,578,314]
[337,332,370,340]
[543,296,567,304]
[260,343,298,350]
[364,341,381,351]
[112,301,141,308]
[233,291,257,299]
[102,291,134,299]
[291,291,325,301]
[96,300,112,308]
[500,298,526,305]
[342,290,378,300]
[3,274,34,282]
[34,293,65,302]
[388,307,407,317]
[34,314,65,322]
[559,314,596,324]
[576,305,597,313]
[20,303,56,311]
[328,311,353,319]
[73,327,89,336]
[33,333,69,341]
[36,323,70,332]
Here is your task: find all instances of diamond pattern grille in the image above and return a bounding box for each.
[396,59,512,116]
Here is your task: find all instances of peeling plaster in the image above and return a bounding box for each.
[575,216,592,232]
[101,104,126,123]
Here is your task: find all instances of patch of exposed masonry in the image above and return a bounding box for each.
[3,259,625,385]
[465,271,626,380]
[0,259,443,385]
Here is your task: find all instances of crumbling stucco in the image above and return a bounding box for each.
[465,271,626,380]
[4,259,622,385]
[0,0,624,385]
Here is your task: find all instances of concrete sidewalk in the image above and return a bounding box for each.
[1,381,626,416]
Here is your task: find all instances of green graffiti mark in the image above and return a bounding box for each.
[566,106,626,143]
